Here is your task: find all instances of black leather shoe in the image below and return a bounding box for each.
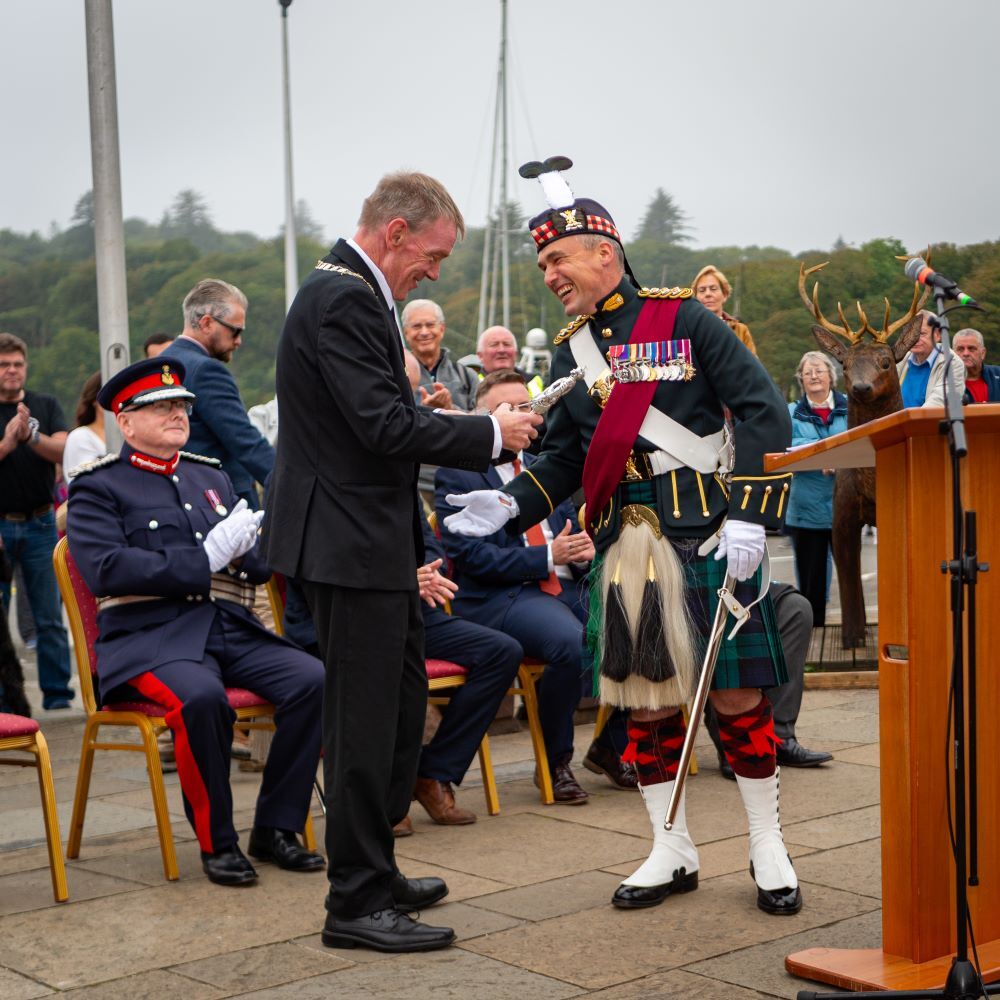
[582,742,638,790]
[536,755,588,804]
[247,827,325,871]
[322,908,456,952]
[390,873,449,912]
[751,863,803,915]
[612,867,699,909]
[201,846,258,886]
[716,748,735,781]
[776,737,833,768]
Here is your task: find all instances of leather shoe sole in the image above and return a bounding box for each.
[322,912,455,953]
[612,868,699,909]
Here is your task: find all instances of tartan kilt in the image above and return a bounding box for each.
[587,539,787,694]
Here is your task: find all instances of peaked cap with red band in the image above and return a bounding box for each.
[97,357,197,415]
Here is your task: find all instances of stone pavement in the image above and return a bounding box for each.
[0,657,881,999]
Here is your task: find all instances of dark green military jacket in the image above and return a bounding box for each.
[503,277,792,551]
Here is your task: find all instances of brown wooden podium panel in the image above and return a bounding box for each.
[766,405,1000,991]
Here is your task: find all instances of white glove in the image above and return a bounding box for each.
[202,498,265,572]
[443,490,519,536]
[714,519,766,581]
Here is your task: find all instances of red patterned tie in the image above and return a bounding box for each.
[513,458,562,596]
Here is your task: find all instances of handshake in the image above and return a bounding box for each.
[202,498,265,572]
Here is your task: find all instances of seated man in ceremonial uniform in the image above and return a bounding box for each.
[447,159,800,915]
[67,358,325,887]
[437,371,634,804]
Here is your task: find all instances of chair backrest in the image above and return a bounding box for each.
[52,537,101,715]
[265,573,287,637]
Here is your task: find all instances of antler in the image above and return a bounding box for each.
[797,261,864,345]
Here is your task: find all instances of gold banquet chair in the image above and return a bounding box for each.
[0,713,68,902]
[53,537,315,882]
[267,572,501,815]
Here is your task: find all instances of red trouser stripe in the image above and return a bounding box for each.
[130,672,215,853]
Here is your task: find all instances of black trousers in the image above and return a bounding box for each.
[788,526,832,627]
[303,582,426,918]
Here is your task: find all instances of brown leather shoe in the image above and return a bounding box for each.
[542,757,589,805]
[414,777,476,825]
[393,815,414,838]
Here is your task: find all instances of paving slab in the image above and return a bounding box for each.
[835,742,880,767]
[0,800,167,853]
[793,837,883,899]
[585,968,775,999]
[396,811,650,887]
[783,803,880,850]
[468,871,626,921]
[462,873,876,991]
[171,940,352,992]
[0,966,53,999]
[73,838,208,885]
[56,969,228,999]
[0,867,329,989]
[231,948,584,999]
[684,910,884,999]
[0,866,141,916]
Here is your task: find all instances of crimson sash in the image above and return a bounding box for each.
[581,298,681,534]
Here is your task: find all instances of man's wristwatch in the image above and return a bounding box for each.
[27,417,40,445]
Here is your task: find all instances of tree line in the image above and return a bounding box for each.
[1,187,997,421]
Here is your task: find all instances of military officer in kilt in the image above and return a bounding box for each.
[67,358,325,887]
[445,159,800,915]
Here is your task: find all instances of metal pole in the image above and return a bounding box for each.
[279,0,298,314]
[498,0,510,330]
[84,0,129,450]
[476,41,503,336]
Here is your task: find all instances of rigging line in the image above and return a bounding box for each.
[477,40,504,334]
[462,77,499,218]
[507,14,541,157]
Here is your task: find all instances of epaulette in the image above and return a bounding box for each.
[179,451,223,468]
[637,286,693,300]
[313,260,376,297]
[553,314,593,345]
[70,453,120,478]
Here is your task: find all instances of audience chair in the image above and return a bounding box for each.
[0,713,68,902]
[425,659,500,815]
[52,537,314,882]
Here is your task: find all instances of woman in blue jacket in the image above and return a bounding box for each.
[786,351,848,626]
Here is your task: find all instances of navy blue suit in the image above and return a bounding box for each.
[436,458,623,764]
[161,337,275,507]
[67,447,323,854]
[418,508,522,785]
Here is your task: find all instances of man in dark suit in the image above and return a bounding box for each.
[68,358,325,888]
[263,171,541,953]
[437,371,634,804]
[161,280,275,508]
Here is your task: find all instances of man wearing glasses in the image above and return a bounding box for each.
[161,279,275,508]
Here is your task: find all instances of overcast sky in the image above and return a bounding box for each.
[2,1,997,255]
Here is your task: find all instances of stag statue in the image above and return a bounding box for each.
[798,261,927,647]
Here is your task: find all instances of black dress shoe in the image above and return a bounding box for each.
[776,737,833,768]
[716,749,735,781]
[390,873,449,912]
[536,756,588,804]
[201,846,258,886]
[750,863,803,915]
[612,867,699,909]
[582,742,638,790]
[247,827,325,871]
[322,908,455,952]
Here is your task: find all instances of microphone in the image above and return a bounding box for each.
[903,257,978,308]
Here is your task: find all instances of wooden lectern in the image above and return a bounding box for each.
[765,405,1000,993]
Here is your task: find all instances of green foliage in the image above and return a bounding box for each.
[3,186,998,422]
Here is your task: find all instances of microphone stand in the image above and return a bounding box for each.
[798,296,995,999]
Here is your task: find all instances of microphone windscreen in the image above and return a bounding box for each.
[904,257,928,282]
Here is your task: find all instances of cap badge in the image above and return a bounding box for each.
[560,209,583,231]
[161,366,175,385]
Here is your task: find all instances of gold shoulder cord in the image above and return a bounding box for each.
[637,286,693,300]
[553,314,593,345]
